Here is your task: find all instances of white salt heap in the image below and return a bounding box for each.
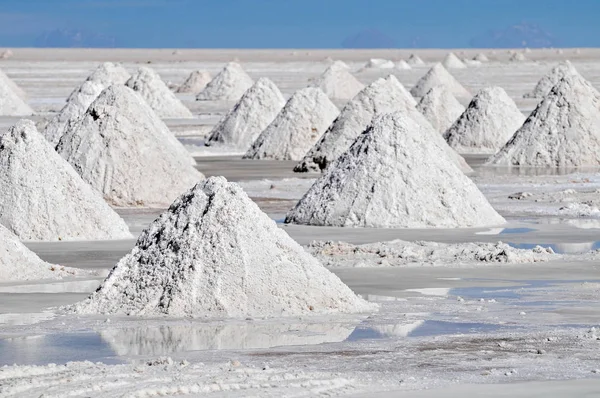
[363,58,395,69]
[0,224,90,281]
[286,113,503,228]
[510,53,527,62]
[244,87,339,161]
[0,69,27,99]
[126,67,193,118]
[43,62,131,145]
[205,78,285,150]
[489,74,600,167]
[0,73,33,116]
[416,85,465,132]
[473,53,489,62]
[196,62,254,101]
[72,176,374,317]
[0,120,132,241]
[524,61,580,98]
[407,54,425,65]
[295,75,418,173]
[444,86,525,154]
[310,61,364,100]
[410,63,471,99]
[396,60,412,70]
[175,70,212,93]
[57,85,203,207]
[442,52,467,69]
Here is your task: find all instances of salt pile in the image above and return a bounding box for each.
[43,62,131,145]
[524,61,579,98]
[310,62,364,100]
[244,87,339,161]
[72,176,374,317]
[175,70,212,93]
[407,54,425,65]
[410,63,471,99]
[444,86,525,154]
[0,120,132,241]
[295,75,418,173]
[286,113,503,228]
[363,58,395,69]
[126,67,193,118]
[416,86,465,132]
[205,78,285,150]
[196,62,254,101]
[442,52,467,69]
[489,74,600,167]
[0,49,13,59]
[0,69,26,99]
[57,85,203,207]
[396,60,412,70]
[0,73,33,116]
[510,53,527,62]
[0,224,89,281]
[473,53,489,62]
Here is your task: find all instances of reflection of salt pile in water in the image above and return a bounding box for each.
[286,113,504,228]
[442,52,467,69]
[370,321,424,337]
[410,63,471,99]
[57,85,202,207]
[524,61,580,98]
[43,62,131,145]
[0,224,88,281]
[196,62,254,101]
[101,321,357,355]
[73,177,374,317]
[0,70,33,116]
[205,77,285,150]
[175,70,212,93]
[295,75,418,173]
[489,74,600,167]
[310,61,364,100]
[126,67,193,118]
[0,120,132,241]
[416,85,464,132]
[244,87,339,160]
[444,87,525,153]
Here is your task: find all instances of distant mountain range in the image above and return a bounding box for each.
[469,23,558,48]
[34,29,117,48]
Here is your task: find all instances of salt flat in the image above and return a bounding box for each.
[1,48,600,397]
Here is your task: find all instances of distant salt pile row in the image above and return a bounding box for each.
[205,77,285,150]
[442,52,467,69]
[57,85,203,207]
[43,62,130,145]
[176,70,212,93]
[73,177,374,317]
[416,86,465,132]
[286,113,504,228]
[244,87,339,160]
[0,120,132,241]
[310,61,364,100]
[196,62,254,101]
[411,63,470,99]
[362,58,395,69]
[0,69,33,116]
[126,67,193,118]
[444,87,524,154]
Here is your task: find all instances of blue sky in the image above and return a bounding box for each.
[0,0,599,48]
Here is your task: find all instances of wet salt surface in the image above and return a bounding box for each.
[507,241,600,253]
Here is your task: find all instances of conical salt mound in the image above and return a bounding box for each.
[0,120,132,241]
[43,62,131,146]
[473,53,489,62]
[444,87,525,154]
[416,86,465,133]
[175,70,212,93]
[196,62,254,101]
[72,177,374,317]
[205,78,285,150]
[286,113,504,228]
[510,53,527,62]
[442,52,467,69]
[407,54,425,65]
[396,60,412,70]
[524,61,580,98]
[311,62,364,100]
[410,63,471,98]
[0,74,33,116]
[126,67,193,118]
[489,74,600,167]
[0,69,27,99]
[57,86,203,207]
[295,75,418,173]
[244,87,339,161]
